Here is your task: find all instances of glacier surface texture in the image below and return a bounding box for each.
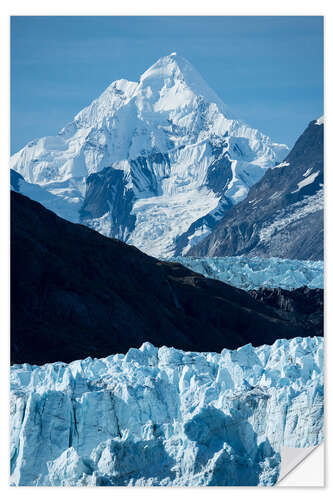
[10,337,323,486]
[172,256,323,291]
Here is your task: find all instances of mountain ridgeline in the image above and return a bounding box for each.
[188,118,324,260]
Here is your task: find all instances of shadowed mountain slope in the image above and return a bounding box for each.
[11,191,322,365]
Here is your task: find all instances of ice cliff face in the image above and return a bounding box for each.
[10,53,288,257]
[172,256,323,291]
[10,336,323,486]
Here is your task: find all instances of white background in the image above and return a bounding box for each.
[0,0,331,497]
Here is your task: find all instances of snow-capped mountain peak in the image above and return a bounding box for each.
[11,53,289,258]
[138,52,231,117]
[65,53,231,139]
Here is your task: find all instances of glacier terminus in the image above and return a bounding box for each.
[10,337,323,486]
[172,256,324,291]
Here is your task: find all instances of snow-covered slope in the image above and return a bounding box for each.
[10,337,323,486]
[10,170,83,223]
[172,256,323,291]
[11,53,288,257]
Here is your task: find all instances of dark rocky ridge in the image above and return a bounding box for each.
[188,119,323,259]
[248,287,323,337]
[11,191,322,365]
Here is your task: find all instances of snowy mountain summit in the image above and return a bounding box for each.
[11,53,288,257]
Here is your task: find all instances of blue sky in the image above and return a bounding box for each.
[11,16,323,153]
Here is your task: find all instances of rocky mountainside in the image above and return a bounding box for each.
[188,118,324,259]
[248,286,323,336]
[10,53,288,258]
[11,191,322,365]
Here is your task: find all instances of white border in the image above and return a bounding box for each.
[0,0,330,15]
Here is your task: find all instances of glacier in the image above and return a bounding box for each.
[10,53,288,257]
[171,256,323,291]
[10,337,324,486]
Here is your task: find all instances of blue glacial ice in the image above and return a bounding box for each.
[172,256,323,291]
[10,337,323,486]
